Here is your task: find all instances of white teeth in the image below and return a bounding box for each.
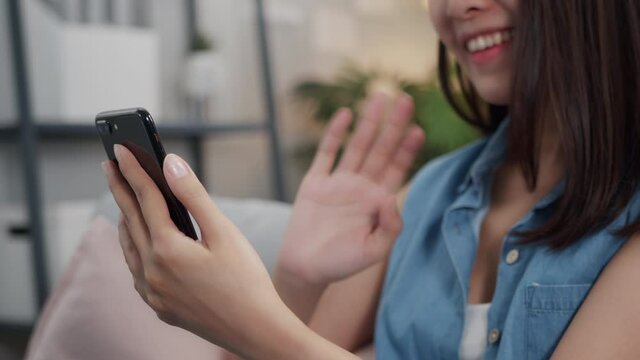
[465,30,512,53]
[468,40,476,52]
[477,37,486,49]
[494,32,502,44]
[486,37,495,47]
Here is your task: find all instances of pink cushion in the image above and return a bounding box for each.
[25,216,224,360]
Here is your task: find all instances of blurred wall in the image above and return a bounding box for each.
[0,5,17,124]
[1,0,438,202]
[150,0,189,121]
[195,0,437,200]
[25,0,63,120]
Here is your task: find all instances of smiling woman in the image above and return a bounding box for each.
[376,0,640,359]
[438,0,640,249]
[102,0,640,359]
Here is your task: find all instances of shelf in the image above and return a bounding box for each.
[0,321,33,336]
[0,121,269,140]
[0,124,19,140]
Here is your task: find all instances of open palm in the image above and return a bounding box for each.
[279,93,426,284]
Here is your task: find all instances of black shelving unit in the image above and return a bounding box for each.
[2,0,285,333]
[0,323,33,337]
[0,122,269,140]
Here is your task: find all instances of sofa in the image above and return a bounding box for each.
[24,194,375,359]
[24,194,290,359]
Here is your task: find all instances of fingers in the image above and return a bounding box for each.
[360,93,415,180]
[308,108,353,176]
[117,216,144,281]
[103,159,151,255]
[330,93,424,190]
[113,144,176,242]
[163,153,223,243]
[381,125,426,191]
[336,93,388,173]
[364,195,403,264]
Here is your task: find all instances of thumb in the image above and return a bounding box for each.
[163,153,223,240]
[365,195,403,263]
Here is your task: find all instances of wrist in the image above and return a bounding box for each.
[278,227,333,287]
[245,300,310,360]
[251,302,358,360]
[273,264,328,323]
[294,321,361,360]
[235,296,355,360]
[274,263,328,294]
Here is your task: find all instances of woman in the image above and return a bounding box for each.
[102,0,640,358]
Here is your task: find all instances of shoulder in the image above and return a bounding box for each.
[552,223,640,358]
[552,189,640,358]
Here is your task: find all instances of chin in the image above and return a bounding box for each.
[471,75,512,106]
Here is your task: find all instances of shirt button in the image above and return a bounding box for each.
[488,328,501,344]
[505,249,519,265]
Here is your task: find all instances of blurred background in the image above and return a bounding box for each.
[0,0,480,358]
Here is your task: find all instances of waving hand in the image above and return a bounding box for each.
[279,93,426,285]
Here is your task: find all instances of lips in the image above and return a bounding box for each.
[464,29,513,54]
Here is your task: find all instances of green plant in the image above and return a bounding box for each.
[292,64,481,178]
[191,33,215,52]
[293,65,373,123]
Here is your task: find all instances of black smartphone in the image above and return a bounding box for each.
[96,108,198,240]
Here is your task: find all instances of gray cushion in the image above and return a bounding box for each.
[95,192,290,272]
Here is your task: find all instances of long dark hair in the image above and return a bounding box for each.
[439,0,640,249]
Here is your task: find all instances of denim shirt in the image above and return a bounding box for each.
[375,120,640,359]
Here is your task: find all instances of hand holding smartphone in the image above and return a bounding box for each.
[96,108,198,239]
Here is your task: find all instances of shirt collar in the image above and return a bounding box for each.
[456,119,509,195]
[533,178,565,211]
[455,118,564,212]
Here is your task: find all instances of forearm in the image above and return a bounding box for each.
[221,297,357,360]
[308,261,387,350]
[286,323,361,360]
[273,264,327,324]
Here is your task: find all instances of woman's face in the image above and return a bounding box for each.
[429,0,518,105]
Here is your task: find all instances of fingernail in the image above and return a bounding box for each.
[337,107,351,117]
[101,161,111,176]
[400,92,413,103]
[165,154,189,178]
[113,144,125,160]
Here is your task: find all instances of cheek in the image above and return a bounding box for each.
[499,0,519,13]
[429,0,451,34]
[428,0,454,44]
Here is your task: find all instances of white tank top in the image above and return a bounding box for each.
[459,183,493,359]
[459,303,491,360]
